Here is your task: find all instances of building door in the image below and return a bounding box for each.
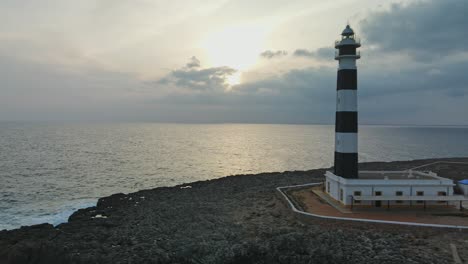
[375,191,382,207]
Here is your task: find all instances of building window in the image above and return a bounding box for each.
[437,191,447,203]
[374,191,382,207]
[327,182,330,193]
[340,189,344,202]
[395,191,403,203]
[416,191,424,203]
[353,191,361,204]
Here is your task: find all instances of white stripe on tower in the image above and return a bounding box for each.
[336,90,357,112]
[338,57,356,70]
[335,133,357,153]
[334,24,360,179]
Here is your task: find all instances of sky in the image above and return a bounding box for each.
[1,0,467,125]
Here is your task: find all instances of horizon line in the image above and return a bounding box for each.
[1,120,467,127]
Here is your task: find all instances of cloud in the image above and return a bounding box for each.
[260,50,288,59]
[150,57,468,125]
[185,56,201,68]
[0,54,146,121]
[360,0,468,61]
[149,64,338,124]
[293,47,334,59]
[157,57,237,92]
[0,0,467,125]
[293,49,314,57]
[314,47,334,59]
[360,60,468,99]
[153,2,468,125]
[259,47,334,60]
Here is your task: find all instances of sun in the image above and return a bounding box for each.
[200,23,270,73]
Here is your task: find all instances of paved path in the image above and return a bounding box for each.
[312,190,352,214]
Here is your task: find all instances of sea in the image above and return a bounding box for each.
[1,122,468,230]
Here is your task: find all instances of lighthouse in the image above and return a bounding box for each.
[322,26,465,211]
[334,25,360,179]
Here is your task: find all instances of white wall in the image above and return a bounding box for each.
[326,177,340,201]
[325,171,455,206]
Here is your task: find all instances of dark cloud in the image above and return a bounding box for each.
[158,58,236,92]
[235,67,334,102]
[293,49,313,57]
[360,0,468,60]
[185,56,200,68]
[314,47,334,59]
[260,50,287,59]
[293,47,334,59]
[157,62,335,106]
[360,60,468,99]
[151,65,337,124]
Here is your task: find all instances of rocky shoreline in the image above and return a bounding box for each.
[1,158,468,264]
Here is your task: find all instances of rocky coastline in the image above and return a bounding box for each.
[1,158,468,264]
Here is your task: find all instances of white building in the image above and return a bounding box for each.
[324,170,468,209]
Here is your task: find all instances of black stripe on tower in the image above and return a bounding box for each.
[337,69,357,90]
[335,112,357,133]
[334,152,358,178]
[339,46,356,56]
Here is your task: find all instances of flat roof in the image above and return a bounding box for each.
[353,195,468,201]
[358,171,437,180]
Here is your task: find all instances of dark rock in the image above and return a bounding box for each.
[1,158,467,263]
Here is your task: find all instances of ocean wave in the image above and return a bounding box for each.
[0,199,96,231]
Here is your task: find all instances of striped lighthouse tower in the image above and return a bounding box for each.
[334,25,361,179]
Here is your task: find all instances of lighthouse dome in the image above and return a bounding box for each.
[341,25,354,36]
